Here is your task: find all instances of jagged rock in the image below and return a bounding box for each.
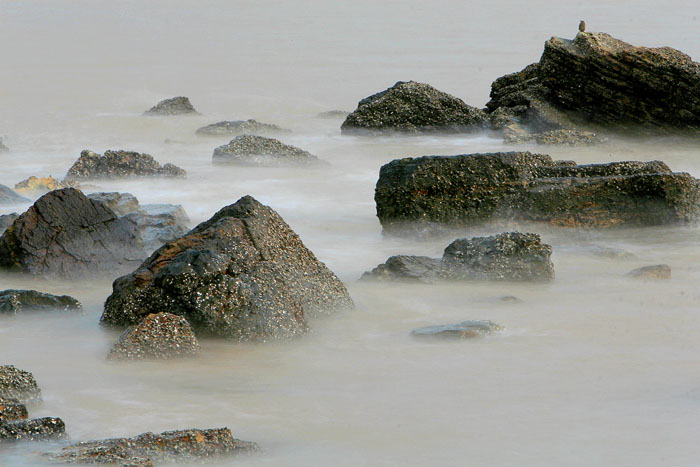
[212,135,321,166]
[0,398,28,422]
[0,417,65,442]
[317,110,350,118]
[363,232,554,282]
[86,192,141,216]
[14,176,78,197]
[0,188,146,279]
[48,427,256,466]
[108,312,201,360]
[101,196,354,340]
[0,138,8,152]
[486,32,700,134]
[196,119,289,137]
[0,213,18,234]
[65,150,186,180]
[505,129,605,146]
[0,366,41,404]
[627,264,671,279]
[143,96,199,116]
[0,185,29,205]
[411,320,502,340]
[341,81,489,134]
[0,290,82,314]
[375,152,700,236]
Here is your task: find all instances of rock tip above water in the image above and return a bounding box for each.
[143,96,200,116]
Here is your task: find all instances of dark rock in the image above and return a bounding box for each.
[0,366,41,404]
[0,213,18,234]
[505,129,605,146]
[0,138,8,152]
[341,81,489,134]
[87,192,141,216]
[317,110,350,118]
[143,96,199,116]
[0,185,29,205]
[48,427,257,465]
[196,119,289,137]
[361,256,442,283]
[411,320,502,340]
[101,195,354,340]
[212,135,321,166]
[375,152,700,236]
[0,290,82,314]
[66,150,186,180]
[627,264,671,279]
[0,398,28,422]
[108,312,201,360]
[0,417,65,442]
[0,188,146,279]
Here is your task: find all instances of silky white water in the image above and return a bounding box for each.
[2,1,700,465]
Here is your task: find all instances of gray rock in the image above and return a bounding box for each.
[87,192,141,216]
[505,128,606,146]
[0,398,28,422]
[0,213,18,234]
[0,185,29,205]
[66,150,186,180]
[212,135,321,166]
[143,96,199,116]
[0,366,41,405]
[627,264,671,279]
[108,312,201,360]
[0,290,82,314]
[360,256,442,283]
[196,119,289,137]
[317,110,350,118]
[0,417,66,442]
[411,320,502,340]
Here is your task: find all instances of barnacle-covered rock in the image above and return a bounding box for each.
[108,312,201,360]
[0,366,41,404]
[66,150,186,180]
[212,135,321,166]
[143,96,199,116]
[0,290,82,314]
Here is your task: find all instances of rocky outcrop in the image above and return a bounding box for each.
[0,366,41,404]
[196,119,289,137]
[143,96,199,116]
[0,417,65,442]
[0,290,82,314]
[342,81,489,134]
[0,213,18,234]
[212,135,321,166]
[375,152,700,236]
[14,176,79,197]
[108,313,201,360]
[504,128,605,146]
[65,150,186,180]
[627,264,671,279]
[0,185,29,204]
[101,196,354,340]
[0,188,146,279]
[363,232,554,282]
[0,397,28,422]
[411,320,502,340]
[486,32,700,134]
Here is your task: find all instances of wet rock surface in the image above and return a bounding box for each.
[213,135,321,166]
[196,119,289,136]
[48,427,258,465]
[0,188,146,279]
[0,290,82,314]
[504,128,605,146]
[108,312,201,360]
[143,96,199,116]
[0,184,29,204]
[411,320,502,340]
[66,150,186,180]
[101,195,354,340]
[0,398,28,422]
[0,366,41,404]
[342,81,489,134]
[363,232,554,282]
[0,417,65,442]
[375,152,700,236]
[627,264,671,279]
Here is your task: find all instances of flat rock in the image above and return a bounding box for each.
[342,81,489,134]
[0,366,41,404]
[0,290,82,314]
[108,312,201,360]
[143,96,199,116]
[212,135,321,166]
[504,128,605,146]
[627,264,671,279]
[0,398,28,422]
[0,184,29,205]
[196,119,289,137]
[101,195,354,340]
[411,320,502,340]
[0,417,65,442]
[66,150,186,180]
[317,110,350,118]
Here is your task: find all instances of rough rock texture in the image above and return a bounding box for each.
[196,119,289,136]
[143,96,199,116]
[108,312,201,360]
[317,110,350,118]
[363,232,554,282]
[14,176,78,197]
[0,188,146,279]
[101,196,354,340]
[411,320,502,340]
[627,264,671,279]
[486,32,700,133]
[0,184,29,204]
[0,366,41,404]
[0,213,18,234]
[0,398,28,422]
[66,150,186,180]
[342,81,489,134]
[0,417,65,442]
[87,192,141,216]
[375,152,700,236]
[0,290,82,314]
[504,128,605,146]
[48,427,258,466]
[213,135,321,166]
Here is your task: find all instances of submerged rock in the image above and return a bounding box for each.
[375,152,700,236]
[0,188,146,279]
[0,366,41,404]
[342,81,489,134]
[361,256,442,283]
[212,135,321,166]
[411,320,502,340]
[0,138,8,152]
[108,312,201,360]
[0,213,18,234]
[0,185,29,205]
[65,150,186,180]
[627,264,671,279]
[196,119,289,137]
[101,195,354,340]
[0,290,82,314]
[504,128,605,146]
[0,398,28,422]
[143,96,199,116]
[317,110,350,118]
[0,417,65,442]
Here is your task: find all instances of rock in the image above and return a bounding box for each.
[587,245,635,259]
[411,320,502,340]
[627,264,671,279]
[0,366,41,404]
[86,192,141,216]
[0,417,65,442]
[341,81,489,134]
[0,184,29,205]
[101,196,354,340]
[14,176,79,197]
[0,290,82,314]
[363,232,554,282]
[48,427,257,466]
[196,119,289,137]
[108,312,201,360]
[66,150,186,180]
[0,398,28,422]
[505,129,606,146]
[212,135,321,166]
[375,152,700,236]
[0,188,146,279]
[143,96,199,116]
[486,32,700,134]
[0,138,8,152]
[317,110,350,118]
[0,213,18,234]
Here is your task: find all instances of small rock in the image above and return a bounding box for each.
[498,295,521,303]
[627,264,671,279]
[212,135,321,166]
[108,313,201,360]
[317,110,350,118]
[196,119,289,137]
[66,150,186,180]
[0,397,28,422]
[411,320,502,340]
[504,129,606,146]
[14,176,78,197]
[588,245,635,259]
[0,184,29,205]
[0,290,82,314]
[143,96,199,116]
[0,417,66,442]
[0,366,41,405]
[360,256,442,283]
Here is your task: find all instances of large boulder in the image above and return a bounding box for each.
[101,196,354,340]
[0,366,41,404]
[212,135,322,166]
[65,150,186,180]
[486,31,700,133]
[108,312,201,360]
[0,290,82,314]
[0,188,146,279]
[0,417,65,442]
[341,81,489,134]
[375,152,700,236]
[0,185,29,205]
[196,119,289,137]
[143,96,199,116]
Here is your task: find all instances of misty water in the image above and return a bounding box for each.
[2,1,700,465]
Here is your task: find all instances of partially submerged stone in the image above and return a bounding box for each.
[627,264,671,279]
[87,192,141,216]
[66,150,186,180]
[0,290,82,314]
[212,135,321,166]
[0,366,41,404]
[0,138,8,152]
[0,417,65,442]
[361,256,441,283]
[143,96,199,116]
[317,110,350,118]
[0,184,29,205]
[342,81,489,134]
[14,176,77,197]
[196,119,289,137]
[504,128,605,146]
[411,320,502,340]
[108,312,201,360]
[0,398,28,422]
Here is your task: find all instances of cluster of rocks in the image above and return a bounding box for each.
[213,135,322,166]
[196,119,289,137]
[143,96,199,116]
[0,290,82,314]
[66,149,186,180]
